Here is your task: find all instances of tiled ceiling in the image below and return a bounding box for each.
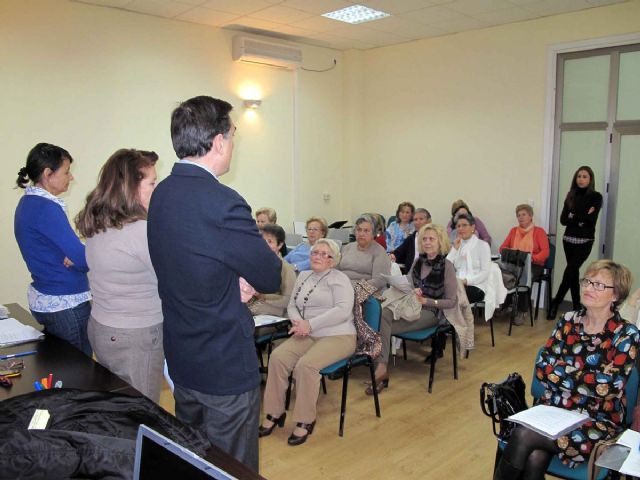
[71,0,628,50]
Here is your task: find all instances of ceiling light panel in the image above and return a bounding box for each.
[322,4,391,24]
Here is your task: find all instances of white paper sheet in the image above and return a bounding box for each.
[0,317,44,346]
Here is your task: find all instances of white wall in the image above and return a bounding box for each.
[346,0,640,249]
[0,0,345,304]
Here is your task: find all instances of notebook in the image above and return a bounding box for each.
[133,424,237,480]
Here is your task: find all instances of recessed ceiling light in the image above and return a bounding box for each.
[322,5,390,24]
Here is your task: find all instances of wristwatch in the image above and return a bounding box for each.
[434,299,439,306]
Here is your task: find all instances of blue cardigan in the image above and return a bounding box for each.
[148,163,281,396]
[14,195,89,296]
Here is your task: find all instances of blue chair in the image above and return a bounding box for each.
[286,297,383,437]
[255,323,290,374]
[395,322,458,393]
[494,348,638,480]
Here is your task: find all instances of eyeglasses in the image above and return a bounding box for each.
[310,251,333,259]
[580,278,614,292]
[306,227,321,232]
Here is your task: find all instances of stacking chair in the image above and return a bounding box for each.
[286,297,383,436]
[255,322,290,375]
[500,249,533,336]
[491,348,639,480]
[471,301,495,347]
[394,321,458,393]
[533,241,556,320]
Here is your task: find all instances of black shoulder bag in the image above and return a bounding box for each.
[480,372,528,441]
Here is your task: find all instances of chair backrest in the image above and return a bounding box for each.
[544,242,556,271]
[285,232,303,247]
[531,347,639,426]
[363,297,382,332]
[327,228,350,244]
[387,215,395,227]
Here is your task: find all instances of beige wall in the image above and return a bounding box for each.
[0,0,344,304]
[346,0,640,247]
[2,0,639,304]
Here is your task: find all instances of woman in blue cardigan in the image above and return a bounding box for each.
[14,143,92,356]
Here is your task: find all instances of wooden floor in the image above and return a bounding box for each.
[159,309,559,479]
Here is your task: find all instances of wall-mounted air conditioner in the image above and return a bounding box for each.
[232,36,303,70]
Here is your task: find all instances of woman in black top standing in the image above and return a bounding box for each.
[547,166,602,319]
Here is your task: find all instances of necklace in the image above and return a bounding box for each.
[293,270,332,319]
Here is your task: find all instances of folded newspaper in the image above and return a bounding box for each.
[507,405,590,439]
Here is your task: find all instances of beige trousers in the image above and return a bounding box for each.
[263,334,356,424]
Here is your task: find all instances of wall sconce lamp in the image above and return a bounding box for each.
[243,99,262,109]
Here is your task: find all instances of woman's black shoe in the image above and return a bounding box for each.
[259,412,286,437]
[287,421,316,446]
[546,302,558,320]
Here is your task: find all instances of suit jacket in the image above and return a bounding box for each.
[147,163,281,395]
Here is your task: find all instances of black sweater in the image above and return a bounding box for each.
[560,188,603,240]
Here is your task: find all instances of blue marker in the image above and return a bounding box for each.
[0,350,37,361]
[33,381,44,391]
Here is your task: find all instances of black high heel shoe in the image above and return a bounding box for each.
[546,302,558,320]
[259,413,286,438]
[287,421,316,446]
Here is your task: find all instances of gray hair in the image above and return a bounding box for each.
[354,214,377,233]
[312,238,341,265]
[415,208,431,220]
[454,212,475,227]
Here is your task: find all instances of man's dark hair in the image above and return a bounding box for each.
[170,96,233,159]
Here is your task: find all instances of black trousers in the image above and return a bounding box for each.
[553,240,594,309]
[174,383,261,472]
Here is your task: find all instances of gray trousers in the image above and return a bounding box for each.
[87,317,164,402]
[379,307,439,364]
[174,383,261,473]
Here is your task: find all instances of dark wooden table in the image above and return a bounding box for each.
[1,303,266,480]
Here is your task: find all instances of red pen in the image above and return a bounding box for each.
[48,373,53,389]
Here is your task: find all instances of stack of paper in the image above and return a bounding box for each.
[0,318,44,347]
[253,315,288,328]
[507,405,590,439]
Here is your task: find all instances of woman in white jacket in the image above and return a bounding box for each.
[446,213,491,304]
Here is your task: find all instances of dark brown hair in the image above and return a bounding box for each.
[16,143,73,188]
[75,149,157,238]
[566,165,596,209]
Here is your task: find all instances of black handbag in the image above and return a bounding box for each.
[480,372,528,440]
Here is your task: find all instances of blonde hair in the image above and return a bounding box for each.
[584,260,634,307]
[417,224,450,256]
[255,207,277,224]
[312,238,341,265]
[515,204,533,217]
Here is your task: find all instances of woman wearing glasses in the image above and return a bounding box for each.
[494,260,639,479]
[259,239,355,446]
[338,214,392,293]
[284,216,328,273]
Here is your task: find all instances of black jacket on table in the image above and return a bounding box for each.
[560,188,603,240]
[147,163,281,396]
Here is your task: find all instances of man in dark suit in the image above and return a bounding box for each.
[389,208,431,272]
[147,96,281,472]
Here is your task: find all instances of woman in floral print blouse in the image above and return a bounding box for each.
[494,259,639,480]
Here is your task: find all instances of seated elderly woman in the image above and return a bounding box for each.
[259,239,355,446]
[500,203,550,324]
[255,207,277,232]
[366,224,457,395]
[494,260,640,480]
[447,199,492,246]
[284,216,328,273]
[499,203,550,279]
[386,201,416,252]
[339,214,392,293]
[249,224,296,317]
[446,213,491,304]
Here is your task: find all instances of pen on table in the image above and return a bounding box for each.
[54,380,63,388]
[33,381,44,391]
[0,350,37,360]
[48,373,53,389]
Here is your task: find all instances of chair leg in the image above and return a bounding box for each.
[321,376,327,395]
[451,330,458,380]
[534,280,542,320]
[528,291,534,327]
[508,294,515,336]
[368,358,381,418]
[338,368,349,437]
[546,277,553,316]
[428,335,438,393]
[490,317,495,347]
[402,339,408,360]
[285,373,293,410]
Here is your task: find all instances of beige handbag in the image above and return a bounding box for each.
[381,286,422,321]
